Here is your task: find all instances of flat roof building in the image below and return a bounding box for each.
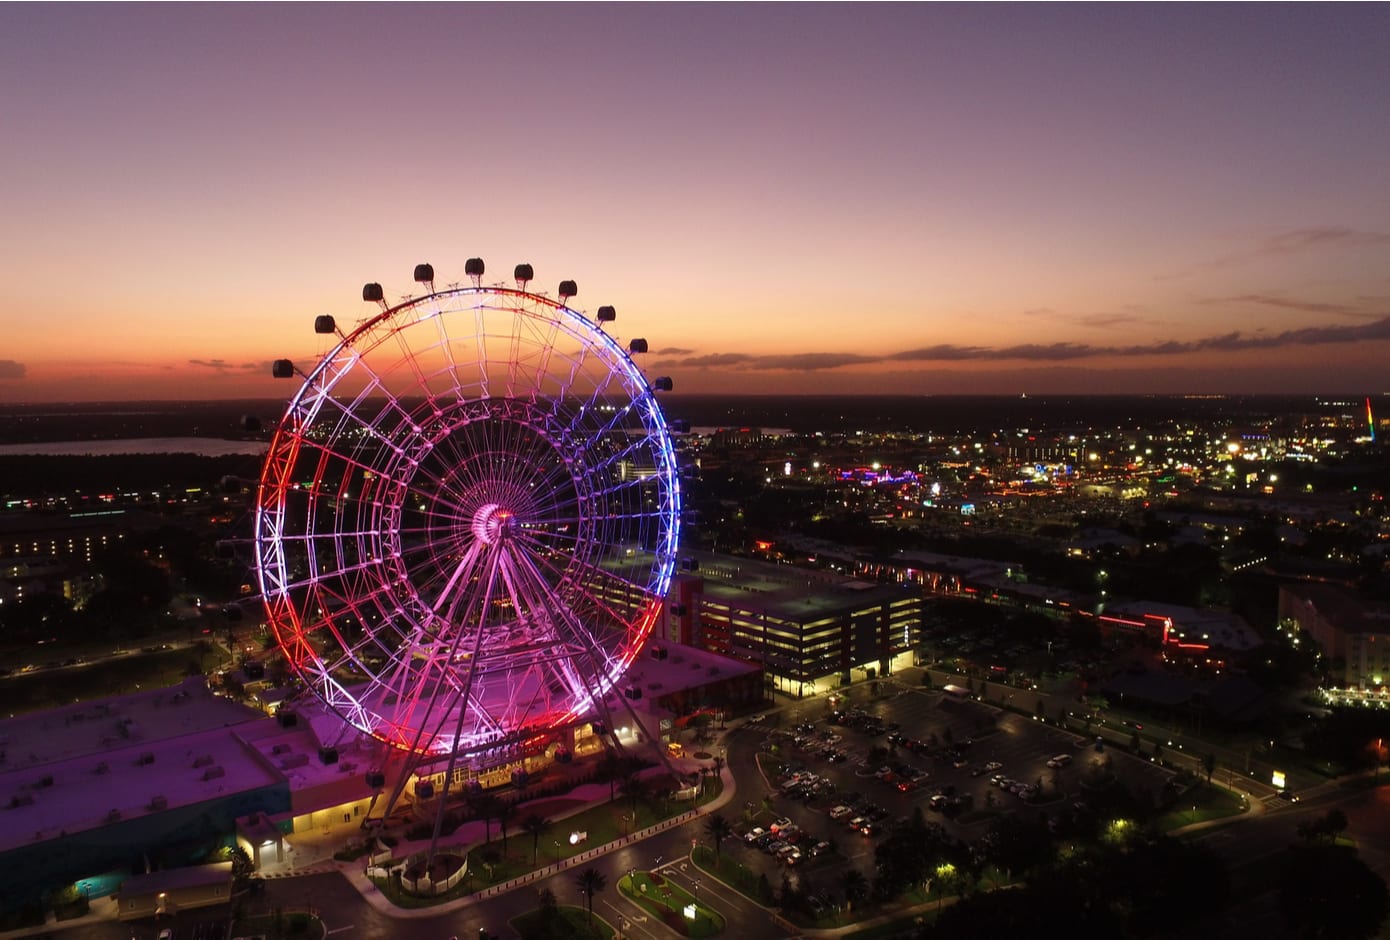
[663,551,922,697]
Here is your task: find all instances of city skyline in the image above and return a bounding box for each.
[2,3,1389,402]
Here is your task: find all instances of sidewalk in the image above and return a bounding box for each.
[0,896,120,940]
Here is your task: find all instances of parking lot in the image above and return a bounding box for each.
[727,674,1176,900]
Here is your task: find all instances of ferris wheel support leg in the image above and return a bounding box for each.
[366,743,421,830]
[597,683,684,785]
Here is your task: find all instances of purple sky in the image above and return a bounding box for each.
[1,3,1387,400]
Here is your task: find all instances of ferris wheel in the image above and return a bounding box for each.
[253,260,681,760]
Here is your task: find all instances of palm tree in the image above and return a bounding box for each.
[520,814,552,866]
[704,813,733,861]
[497,800,516,854]
[598,751,621,801]
[619,773,646,818]
[842,867,868,912]
[471,792,504,843]
[710,755,726,780]
[1202,751,1216,785]
[575,867,607,926]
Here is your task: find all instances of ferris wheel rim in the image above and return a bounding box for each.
[252,277,680,757]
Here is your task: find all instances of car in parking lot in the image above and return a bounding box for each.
[744,826,767,844]
[829,805,853,819]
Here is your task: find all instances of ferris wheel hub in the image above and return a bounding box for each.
[471,503,519,545]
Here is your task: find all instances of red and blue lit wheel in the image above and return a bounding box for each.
[253,267,680,757]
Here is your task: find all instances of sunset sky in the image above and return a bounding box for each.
[2,3,1388,402]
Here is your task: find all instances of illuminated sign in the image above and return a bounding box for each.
[1271,771,1286,789]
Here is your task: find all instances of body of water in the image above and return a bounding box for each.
[0,437,269,457]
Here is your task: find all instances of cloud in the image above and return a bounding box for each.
[1020,308,1147,329]
[1199,293,1358,316]
[659,315,1390,372]
[654,347,694,356]
[0,360,26,379]
[1078,313,1145,329]
[1188,226,1390,273]
[189,358,262,372]
[1262,227,1390,255]
[671,353,758,368]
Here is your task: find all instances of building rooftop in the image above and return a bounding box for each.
[0,676,263,769]
[690,551,915,621]
[0,677,374,853]
[1284,582,1390,635]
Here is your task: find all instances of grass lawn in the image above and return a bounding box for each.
[620,871,726,938]
[690,845,775,905]
[372,777,726,907]
[842,911,936,939]
[1157,784,1247,833]
[232,912,325,940]
[509,904,614,940]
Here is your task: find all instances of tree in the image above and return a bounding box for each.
[497,800,516,853]
[619,773,647,817]
[1301,808,1351,843]
[704,813,733,861]
[1202,752,1216,786]
[841,867,869,912]
[521,814,553,866]
[1278,844,1388,939]
[229,844,255,887]
[471,793,504,843]
[710,754,726,780]
[536,886,558,921]
[598,751,621,801]
[575,867,607,926]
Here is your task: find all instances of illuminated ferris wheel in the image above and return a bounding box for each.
[253,260,681,760]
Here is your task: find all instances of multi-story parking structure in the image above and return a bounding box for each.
[662,551,922,697]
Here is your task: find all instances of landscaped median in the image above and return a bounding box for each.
[509,903,614,940]
[619,870,726,937]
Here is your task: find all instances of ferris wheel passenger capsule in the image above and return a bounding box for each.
[314,315,337,334]
[558,280,578,301]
